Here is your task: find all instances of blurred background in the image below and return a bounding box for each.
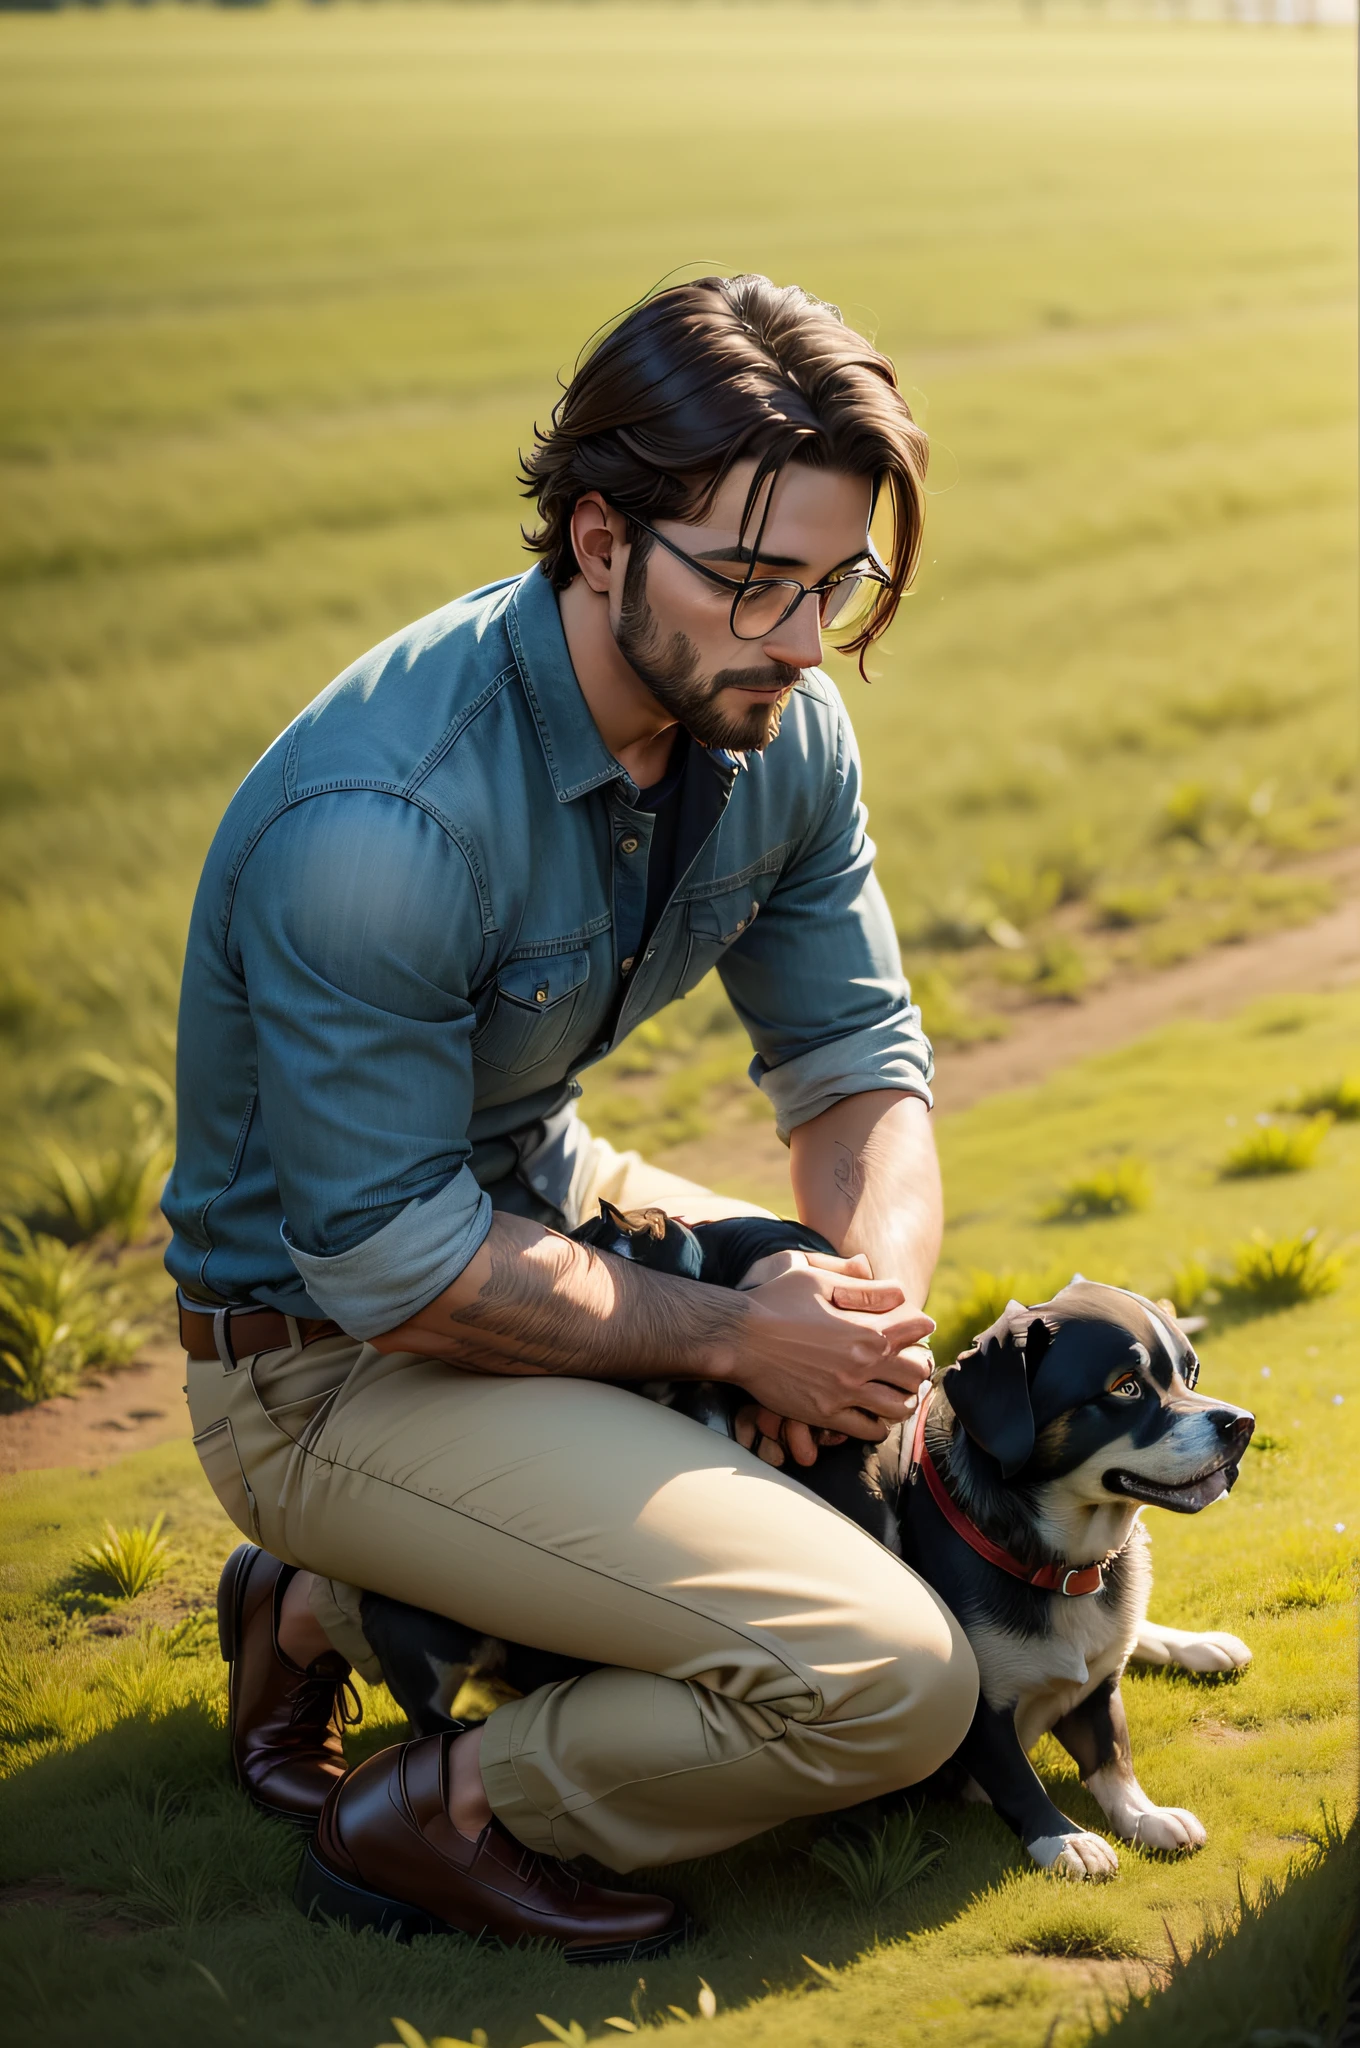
[1,0,1354,1253]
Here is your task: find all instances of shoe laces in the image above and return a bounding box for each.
[288,1663,364,1731]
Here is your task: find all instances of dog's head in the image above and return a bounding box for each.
[941,1279,1254,1513]
[574,1201,706,1281]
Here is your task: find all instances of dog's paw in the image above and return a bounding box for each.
[1128,1805,1206,1855]
[1027,1830,1120,1880]
[1170,1631,1251,1675]
[1131,1623,1251,1674]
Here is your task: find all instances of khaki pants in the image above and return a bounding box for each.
[186,1149,977,1872]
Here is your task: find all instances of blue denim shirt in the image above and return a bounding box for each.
[164,566,932,1338]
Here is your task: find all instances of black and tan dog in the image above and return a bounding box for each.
[362,1215,1254,1881]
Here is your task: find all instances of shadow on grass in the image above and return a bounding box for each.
[1094,1810,1359,2046]
[0,1700,1044,2048]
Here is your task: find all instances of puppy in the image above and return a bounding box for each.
[362,1226,1254,1881]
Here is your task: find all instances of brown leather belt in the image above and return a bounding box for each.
[178,1292,342,1367]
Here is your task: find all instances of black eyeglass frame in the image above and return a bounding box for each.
[618,509,892,643]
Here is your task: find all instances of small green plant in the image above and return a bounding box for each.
[983,858,1063,930]
[530,2022,588,2048]
[600,1980,717,2030]
[1040,826,1102,904]
[1159,779,1218,845]
[1043,1159,1152,1222]
[913,967,1006,1048]
[810,1811,946,1920]
[378,2024,488,2048]
[1096,881,1175,928]
[1278,1075,1360,1122]
[0,1217,138,1404]
[1260,1563,1351,1613]
[1221,1114,1332,1178]
[79,1514,171,1599]
[1027,937,1089,1002]
[1013,1900,1144,1960]
[1168,1256,1215,1316]
[36,1130,174,1247]
[1223,1230,1344,1310]
[33,1051,175,1244]
[931,1264,1074,1366]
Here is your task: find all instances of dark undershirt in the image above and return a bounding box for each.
[634,730,692,962]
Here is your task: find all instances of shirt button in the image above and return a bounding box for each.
[620,956,635,975]
[534,986,548,1004]
[618,835,640,855]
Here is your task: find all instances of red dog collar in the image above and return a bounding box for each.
[908,1388,1105,1597]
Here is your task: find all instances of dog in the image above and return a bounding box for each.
[361,1212,1255,1881]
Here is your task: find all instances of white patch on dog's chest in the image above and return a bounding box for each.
[968,1525,1152,1754]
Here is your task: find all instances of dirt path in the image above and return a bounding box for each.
[0,1342,189,1478]
[3,857,1355,1479]
[656,855,1360,1194]
[931,863,1360,1115]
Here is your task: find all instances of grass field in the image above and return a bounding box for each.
[2,991,1356,2046]
[0,6,1356,2040]
[0,2,1355,1190]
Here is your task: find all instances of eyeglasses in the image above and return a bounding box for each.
[621,511,892,643]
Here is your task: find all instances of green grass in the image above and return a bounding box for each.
[2,991,1356,2048]
[1221,1113,1333,1178]
[1042,1158,1153,1223]
[0,2,1355,1188]
[0,7,1355,2040]
[1280,1074,1360,1121]
[79,1514,172,1601]
[0,1216,142,1404]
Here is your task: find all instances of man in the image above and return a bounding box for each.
[165,273,979,1960]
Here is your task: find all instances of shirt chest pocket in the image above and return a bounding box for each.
[680,873,778,990]
[471,950,590,1074]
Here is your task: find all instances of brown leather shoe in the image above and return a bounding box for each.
[217,1543,360,1829]
[295,1732,686,1963]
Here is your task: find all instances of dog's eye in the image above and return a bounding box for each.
[1109,1376,1143,1400]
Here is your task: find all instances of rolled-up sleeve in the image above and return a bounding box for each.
[229,791,493,1337]
[718,699,933,1143]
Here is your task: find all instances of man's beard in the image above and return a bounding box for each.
[615,547,801,753]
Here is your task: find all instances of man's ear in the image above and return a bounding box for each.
[569,492,623,593]
[944,1326,1039,1478]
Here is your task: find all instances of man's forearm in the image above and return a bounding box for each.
[788,1089,943,1305]
[371,1211,747,1379]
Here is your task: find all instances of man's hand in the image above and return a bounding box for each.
[727,1251,933,1466]
[744,1090,942,1470]
[714,1254,934,1449]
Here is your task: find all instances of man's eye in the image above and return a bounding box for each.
[1109,1377,1143,1399]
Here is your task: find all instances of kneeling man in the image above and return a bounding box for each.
[165,273,979,1959]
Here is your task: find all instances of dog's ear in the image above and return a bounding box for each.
[1022,1314,1051,1386]
[944,1326,1037,1477]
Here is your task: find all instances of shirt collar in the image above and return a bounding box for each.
[507,567,634,803]
[506,566,748,803]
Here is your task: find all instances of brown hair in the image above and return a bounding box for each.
[520,274,928,669]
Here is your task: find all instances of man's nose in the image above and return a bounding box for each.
[761,591,823,669]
